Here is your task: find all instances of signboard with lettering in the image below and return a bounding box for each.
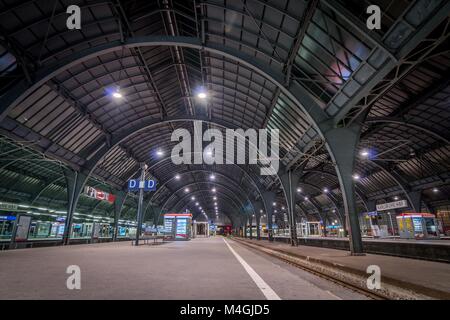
[0,202,18,211]
[128,179,156,192]
[376,200,408,211]
[84,186,116,204]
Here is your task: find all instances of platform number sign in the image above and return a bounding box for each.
[128,179,157,192]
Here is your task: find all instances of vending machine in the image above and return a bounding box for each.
[164,213,192,241]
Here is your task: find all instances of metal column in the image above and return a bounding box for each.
[135,163,147,246]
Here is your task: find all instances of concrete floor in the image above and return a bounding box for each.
[0,237,367,300]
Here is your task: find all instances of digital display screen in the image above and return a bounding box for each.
[176,218,188,239]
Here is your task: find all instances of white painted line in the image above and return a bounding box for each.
[223,238,281,300]
[326,290,343,300]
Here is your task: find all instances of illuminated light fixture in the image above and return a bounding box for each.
[214,202,217,206]
[297,188,302,193]
[304,196,309,201]
[112,89,123,99]
[156,149,164,157]
[353,174,361,180]
[210,174,216,180]
[175,175,181,180]
[394,196,399,201]
[281,206,285,210]
[212,188,216,193]
[323,188,329,193]
[334,220,338,223]
[260,210,263,213]
[213,196,217,200]
[274,210,278,213]
[185,188,190,193]
[195,202,199,206]
[360,149,369,157]
[199,207,202,210]
[197,91,207,99]
[191,196,196,201]
[272,202,276,206]
[332,209,336,213]
[432,188,439,193]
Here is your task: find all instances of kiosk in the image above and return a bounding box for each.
[397,213,440,239]
[164,213,192,240]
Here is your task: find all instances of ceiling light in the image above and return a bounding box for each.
[185,188,190,193]
[433,188,439,193]
[360,149,369,157]
[112,89,123,99]
[304,196,309,201]
[212,188,216,193]
[197,92,207,99]
[210,174,216,180]
[353,174,361,180]
[394,196,399,201]
[156,149,164,157]
[191,196,196,201]
[323,188,329,193]
[175,175,181,180]
[297,188,302,192]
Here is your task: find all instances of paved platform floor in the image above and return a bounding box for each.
[0,237,368,300]
[242,238,450,296]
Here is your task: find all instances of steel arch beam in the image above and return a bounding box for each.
[369,160,420,212]
[0,36,327,126]
[148,170,256,210]
[123,155,268,207]
[167,189,247,221]
[365,118,450,144]
[161,181,254,215]
[302,169,369,209]
[166,186,249,215]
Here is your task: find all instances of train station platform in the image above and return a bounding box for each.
[236,237,450,300]
[0,237,370,300]
[261,236,450,263]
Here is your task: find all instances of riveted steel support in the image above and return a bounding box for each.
[253,201,263,240]
[135,163,147,246]
[62,168,89,245]
[280,170,301,246]
[262,191,276,242]
[324,124,364,255]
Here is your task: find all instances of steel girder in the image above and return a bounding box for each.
[160,181,254,217]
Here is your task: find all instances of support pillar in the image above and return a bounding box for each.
[63,168,89,246]
[112,190,127,241]
[280,170,301,246]
[135,163,147,246]
[324,125,364,255]
[262,191,276,242]
[248,215,253,240]
[408,191,422,212]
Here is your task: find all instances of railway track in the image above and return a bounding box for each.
[232,238,389,300]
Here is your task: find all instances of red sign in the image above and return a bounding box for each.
[84,186,116,204]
